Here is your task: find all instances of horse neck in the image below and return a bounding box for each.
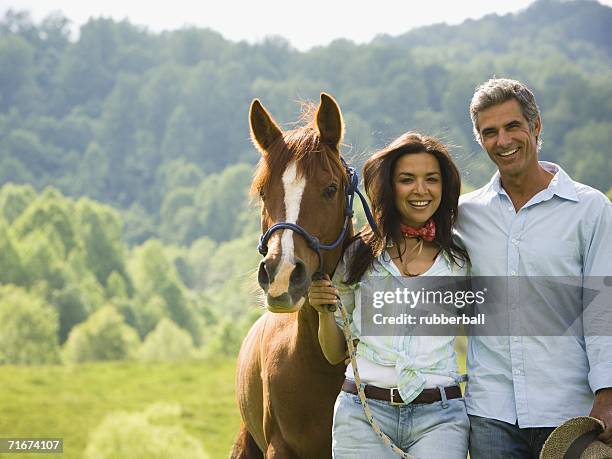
[295,225,353,356]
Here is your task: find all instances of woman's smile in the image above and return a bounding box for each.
[408,199,432,209]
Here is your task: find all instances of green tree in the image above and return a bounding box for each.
[55,17,118,110]
[63,305,140,363]
[2,129,63,184]
[155,159,205,198]
[76,142,109,199]
[0,220,25,285]
[0,182,36,224]
[159,186,196,243]
[62,247,106,312]
[182,237,217,290]
[137,318,196,362]
[196,163,253,243]
[122,203,156,246]
[0,285,60,365]
[75,198,128,287]
[106,270,128,299]
[0,34,35,111]
[49,283,89,344]
[12,187,76,256]
[161,105,204,164]
[84,403,209,459]
[0,156,34,185]
[98,75,142,202]
[166,27,226,66]
[139,65,186,144]
[16,228,66,289]
[128,240,202,343]
[198,231,263,356]
[132,294,167,338]
[562,122,612,193]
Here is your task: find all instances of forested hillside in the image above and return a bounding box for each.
[0,183,261,365]
[1,0,611,247]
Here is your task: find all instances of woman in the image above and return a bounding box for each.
[309,132,470,458]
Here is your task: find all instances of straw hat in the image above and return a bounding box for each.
[540,416,612,459]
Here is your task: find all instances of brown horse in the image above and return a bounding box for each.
[232,94,352,458]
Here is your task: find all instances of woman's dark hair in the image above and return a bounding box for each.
[345,132,469,284]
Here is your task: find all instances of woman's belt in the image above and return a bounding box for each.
[341,379,462,405]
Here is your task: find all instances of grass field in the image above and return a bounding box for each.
[0,342,468,458]
[0,359,240,458]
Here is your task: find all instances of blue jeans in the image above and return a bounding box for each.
[468,415,555,459]
[332,389,469,459]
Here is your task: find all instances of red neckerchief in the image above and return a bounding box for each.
[399,219,436,242]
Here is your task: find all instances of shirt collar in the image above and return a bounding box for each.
[487,161,579,203]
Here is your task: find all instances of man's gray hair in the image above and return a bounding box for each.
[470,78,542,151]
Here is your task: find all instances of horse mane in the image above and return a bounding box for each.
[250,102,347,199]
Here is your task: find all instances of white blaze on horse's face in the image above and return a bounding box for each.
[267,161,306,302]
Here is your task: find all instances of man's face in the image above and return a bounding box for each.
[476,99,541,179]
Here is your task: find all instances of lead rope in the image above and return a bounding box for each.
[335,298,417,459]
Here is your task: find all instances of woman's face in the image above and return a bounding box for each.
[392,152,442,228]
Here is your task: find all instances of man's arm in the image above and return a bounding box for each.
[584,197,612,441]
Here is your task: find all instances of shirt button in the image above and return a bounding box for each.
[511,238,518,245]
[513,336,519,342]
[514,368,521,375]
[508,206,513,211]
[511,270,517,276]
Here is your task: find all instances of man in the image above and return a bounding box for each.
[455,78,612,458]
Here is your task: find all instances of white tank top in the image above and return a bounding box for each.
[345,355,455,389]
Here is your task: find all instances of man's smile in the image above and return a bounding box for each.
[497,147,519,158]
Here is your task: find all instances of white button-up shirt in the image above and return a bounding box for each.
[455,161,612,427]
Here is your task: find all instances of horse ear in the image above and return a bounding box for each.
[249,99,283,154]
[316,93,344,150]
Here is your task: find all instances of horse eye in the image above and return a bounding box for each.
[259,189,266,201]
[323,184,338,199]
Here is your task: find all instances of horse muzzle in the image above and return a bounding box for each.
[258,258,310,311]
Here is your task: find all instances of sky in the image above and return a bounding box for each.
[2,0,612,51]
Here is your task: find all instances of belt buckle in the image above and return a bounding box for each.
[389,387,403,406]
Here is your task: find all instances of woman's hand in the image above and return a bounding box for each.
[310,274,347,364]
[308,274,339,314]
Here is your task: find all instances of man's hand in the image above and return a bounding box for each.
[590,387,612,442]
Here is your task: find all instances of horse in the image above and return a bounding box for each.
[232,93,353,458]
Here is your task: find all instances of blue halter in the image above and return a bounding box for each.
[257,158,378,275]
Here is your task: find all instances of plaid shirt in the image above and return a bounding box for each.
[333,244,467,403]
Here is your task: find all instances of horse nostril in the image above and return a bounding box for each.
[258,260,274,289]
[290,260,307,288]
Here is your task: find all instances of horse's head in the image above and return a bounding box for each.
[250,93,349,313]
